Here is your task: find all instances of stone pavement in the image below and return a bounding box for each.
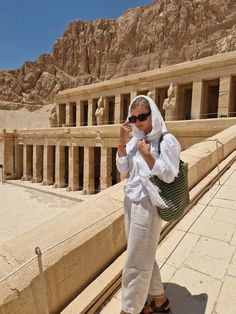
[0,182,86,278]
[0,183,86,244]
[99,161,236,314]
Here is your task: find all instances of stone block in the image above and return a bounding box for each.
[166,233,200,268]
[160,264,177,284]
[176,204,206,231]
[184,237,234,279]
[200,205,218,219]
[215,276,236,314]
[213,207,236,224]
[209,198,236,210]
[189,217,235,242]
[230,232,236,245]
[227,250,236,277]
[215,185,236,201]
[157,230,186,263]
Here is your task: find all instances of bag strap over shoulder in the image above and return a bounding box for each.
[159,132,185,166]
[159,131,170,154]
[160,131,170,143]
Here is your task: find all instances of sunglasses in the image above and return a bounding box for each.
[128,111,151,123]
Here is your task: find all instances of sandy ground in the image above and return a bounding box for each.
[0,104,54,131]
[0,183,81,244]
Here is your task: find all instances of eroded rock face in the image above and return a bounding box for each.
[1,0,236,109]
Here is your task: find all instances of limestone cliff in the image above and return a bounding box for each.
[1,0,236,109]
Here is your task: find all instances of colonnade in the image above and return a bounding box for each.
[13,53,236,195]
[56,76,236,127]
[57,92,135,127]
[20,144,124,194]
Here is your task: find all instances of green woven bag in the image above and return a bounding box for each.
[150,133,190,222]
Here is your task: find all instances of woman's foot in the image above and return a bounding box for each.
[142,295,170,313]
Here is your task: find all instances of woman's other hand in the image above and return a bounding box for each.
[138,139,155,169]
[137,139,150,155]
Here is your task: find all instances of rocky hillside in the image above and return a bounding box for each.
[1,0,236,109]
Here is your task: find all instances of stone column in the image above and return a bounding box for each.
[191,80,203,119]
[116,170,128,182]
[14,143,23,179]
[66,102,74,127]
[130,91,137,100]
[147,89,157,102]
[76,102,81,127]
[42,145,54,185]
[65,103,69,126]
[79,100,85,126]
[56,103,60,126]
[68,145,79,191]
[32,145,43,183]
[87,98,94,126]
[172,84,179,121]
[82,147,94,194]
[58,103,66,127]
[218,76,231,117]
[22,144,32,181]
[114,94,121,124]
[100,147,112,190]
[103,97,109,124]
[54,145,65,188]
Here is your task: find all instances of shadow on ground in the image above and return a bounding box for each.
[164,282,208,314]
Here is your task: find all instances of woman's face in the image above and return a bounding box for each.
[130,105,152,134]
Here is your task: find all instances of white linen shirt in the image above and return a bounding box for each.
[116,133,181,206]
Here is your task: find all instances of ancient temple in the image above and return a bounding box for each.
[1,52,236,194]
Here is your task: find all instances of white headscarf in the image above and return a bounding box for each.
[128,95,167,143]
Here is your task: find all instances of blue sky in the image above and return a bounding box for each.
[0,0,153,71]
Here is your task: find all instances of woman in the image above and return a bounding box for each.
[116,95,181,314]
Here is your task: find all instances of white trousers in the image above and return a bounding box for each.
[122,196,164,314]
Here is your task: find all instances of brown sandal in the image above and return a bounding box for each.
[140,299,170,314]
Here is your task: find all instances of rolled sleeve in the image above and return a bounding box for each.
[116,154,129,174]
[150,159,166,177]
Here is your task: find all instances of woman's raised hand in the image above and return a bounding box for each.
[119,121,132,145]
